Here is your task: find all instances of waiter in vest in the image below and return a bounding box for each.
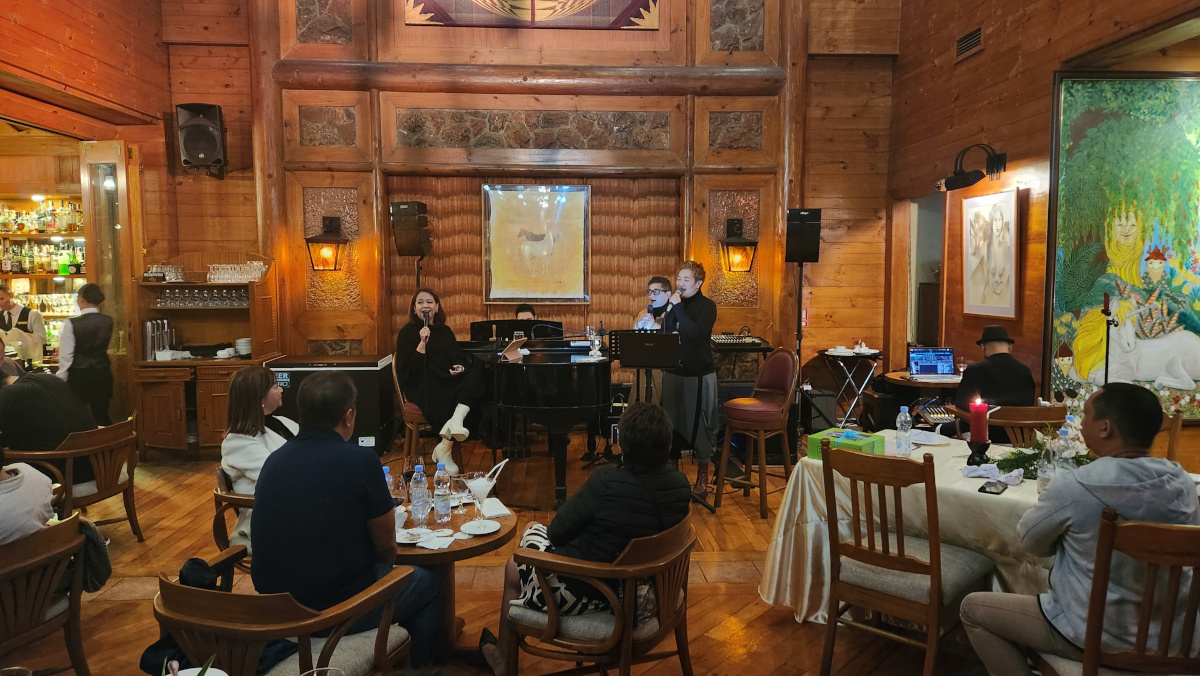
[0,284,46,366]
[57,283,113,425]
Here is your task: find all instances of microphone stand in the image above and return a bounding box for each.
[1101,295,1116,385]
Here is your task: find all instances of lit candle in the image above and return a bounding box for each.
[969,398,989,443]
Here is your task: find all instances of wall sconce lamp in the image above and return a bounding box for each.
[720,218,757,273]
[305,216,350,271]
[935,143,1007,191]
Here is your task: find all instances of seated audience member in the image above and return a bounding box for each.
[515,304,536,320]
[250,371,440,666]
[954,325,1036,409]
[960,383,1200,676]
[0,444,54,545]
[220,366,298,551]
[0,370,98,485]
[481,401,692,676]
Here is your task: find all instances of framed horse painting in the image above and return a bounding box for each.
[1046,73,1200,417]
[482,184,591,304]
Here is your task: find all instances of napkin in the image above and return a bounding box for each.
[417,536,455,550]
[962,464,1024,485]
[481,497,511,518]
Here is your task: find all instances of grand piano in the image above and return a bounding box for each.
[461,337,610,506]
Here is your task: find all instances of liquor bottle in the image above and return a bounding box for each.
[67,249,80,275]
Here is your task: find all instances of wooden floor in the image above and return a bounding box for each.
[5,433,989,675]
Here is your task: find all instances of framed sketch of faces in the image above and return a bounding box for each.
[962,189,1018,319]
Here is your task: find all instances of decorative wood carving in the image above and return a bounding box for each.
[693,97,781,172]
[282,90,373,164]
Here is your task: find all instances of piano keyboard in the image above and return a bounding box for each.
[711,334,763,345]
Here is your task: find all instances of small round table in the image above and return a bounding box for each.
[882,370,963,391]
[394,510,519,658]
[818,349,885,427]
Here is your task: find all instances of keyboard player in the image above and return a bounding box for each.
[661,261,719,500]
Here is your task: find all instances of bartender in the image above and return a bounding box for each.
[57,283,113,425]
[0,284,45,366]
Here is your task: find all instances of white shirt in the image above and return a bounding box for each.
[3,303,46,361]
[220,415,299,547]
[0,462,54,545]
[56,307,98,380]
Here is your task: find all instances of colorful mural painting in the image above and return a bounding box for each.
[1050,76,1200,416]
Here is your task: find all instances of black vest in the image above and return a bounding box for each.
[1,306,31,333]
[68,312,113,369]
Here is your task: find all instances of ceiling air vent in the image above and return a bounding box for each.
[955,27,983,63]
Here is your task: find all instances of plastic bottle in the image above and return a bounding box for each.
[383,466,406,507]
[410,464,429,502]
[894,406,912,457]
[433,462,452,524]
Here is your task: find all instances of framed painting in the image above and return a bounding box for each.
[963,189,1019,319]
[483,184,590,304]
[1046,73,1200,415]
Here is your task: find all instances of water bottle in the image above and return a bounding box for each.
[411,464,429,502]
[894,406,912,457]
[383,466,398,506]
[433,462,452,524]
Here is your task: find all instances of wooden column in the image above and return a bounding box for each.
[884,200,911,371]
[249,0,285,260]
[779,0,808,354]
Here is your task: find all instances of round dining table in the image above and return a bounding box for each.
[881,369,962,390]
[394,508,519,658]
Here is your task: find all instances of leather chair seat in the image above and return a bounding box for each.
[724,397,786,423]
[403,401,425,421]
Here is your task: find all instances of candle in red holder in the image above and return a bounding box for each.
[969,398,989,443]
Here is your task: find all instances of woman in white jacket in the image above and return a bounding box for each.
[220,366,298,551]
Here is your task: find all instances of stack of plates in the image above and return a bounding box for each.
[235,337,251,355]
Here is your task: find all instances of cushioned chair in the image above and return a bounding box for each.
[504,516,698,676]
[213,467,255,573]
[1031,508,1200,676]
[153,546,413,676]
[715,348,799,518]
[946,404,1067,447]
[819,440,995,676]
[8,416,143,541]
[0,512,90,676]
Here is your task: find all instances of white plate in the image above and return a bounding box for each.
[460,520,501,536]
[431,528,454,537]
[911,430,950,446]
[397,529,434,545]
[825,349,855,356]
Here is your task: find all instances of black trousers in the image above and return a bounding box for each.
[67,366,113,426]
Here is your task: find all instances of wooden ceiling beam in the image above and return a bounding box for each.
[273,60,787,97]
[1065,8,1200,69]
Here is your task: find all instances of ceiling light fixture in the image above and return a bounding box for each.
[935,143,1007,191]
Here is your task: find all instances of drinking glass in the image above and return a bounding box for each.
[451,476,470,515]
[956,358,969,376]
[465,471,494,521]
[410,494,432,529]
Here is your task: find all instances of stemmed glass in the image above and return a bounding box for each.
[410,492,432,529]
[451,476,471,515]
[465,471,494,521]
[956,358,969,376]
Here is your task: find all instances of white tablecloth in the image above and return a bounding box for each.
[759,430,1052,623]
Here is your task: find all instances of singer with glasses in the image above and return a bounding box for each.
[634,276,672,331]
[395,288,482,475]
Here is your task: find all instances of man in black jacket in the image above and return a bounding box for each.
[662,261,719,499]
[954,325,1036,409]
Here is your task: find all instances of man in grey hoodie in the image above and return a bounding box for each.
[960,382,1200,675]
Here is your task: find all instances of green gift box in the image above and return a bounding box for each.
[807,428,886,459]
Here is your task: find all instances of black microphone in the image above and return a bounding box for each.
[422,309,430,328]
[646,303,654,315]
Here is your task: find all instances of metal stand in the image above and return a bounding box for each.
[1102,303,1117,384]
[821,352,883,427]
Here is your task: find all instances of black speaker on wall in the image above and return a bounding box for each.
[390,201,432,258]
[785,208,821,263]
[176,103,227,179]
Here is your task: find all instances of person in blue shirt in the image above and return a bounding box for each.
[250,371,440,666]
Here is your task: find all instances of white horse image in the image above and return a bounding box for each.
[1099,303,1200,390]
[518,228,556,276]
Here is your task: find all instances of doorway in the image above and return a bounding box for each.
[910,193,944,347]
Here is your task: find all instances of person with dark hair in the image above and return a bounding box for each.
[395,288,482,475]
[634,276,672,331]
[219,366,298,551]
[960,382,1200,676]
[514,304,536,320]
[480,402,691,676]
[0,369,97,488]
[251,371,441,666]
[0,444,54,545]
[661,261,719,499]
[57,283,114,425]
[0,283,45,365]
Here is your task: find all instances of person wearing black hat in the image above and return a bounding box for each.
[953,325,1036,410]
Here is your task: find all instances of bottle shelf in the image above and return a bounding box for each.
[0,233,86,240]
[151,306,250,311]
[0,273,86,279]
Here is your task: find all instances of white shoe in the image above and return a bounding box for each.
[442,404,470,441]
[432,438,459,475]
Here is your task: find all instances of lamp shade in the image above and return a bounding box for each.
[305,216,350,271]
[720,218,757,273]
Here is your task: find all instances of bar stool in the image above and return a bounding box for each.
[715,348,799,519]
[391,357,429,459]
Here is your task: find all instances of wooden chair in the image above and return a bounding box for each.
[153,547,414,676]
[716,348,800,518]
[0,512,90,676]
[389,355,464,471]
[213,467,255,573]
[7,417,143,541]
[1031,508,1200,676]
[1161,410,1184,463]
[503,516,698,676]
[947,404,1067,447]
[819,440,995,676]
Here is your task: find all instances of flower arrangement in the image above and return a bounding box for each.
[993,418,1094,476]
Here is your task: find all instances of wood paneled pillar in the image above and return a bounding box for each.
[780,0,809,355]
[249,0,285,260]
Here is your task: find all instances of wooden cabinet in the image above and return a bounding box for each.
[134,368,190,451]
[196,365,241,447]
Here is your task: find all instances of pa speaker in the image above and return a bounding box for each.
[390,201,432,257]
[176,103,227,178]
[785,208,821,263]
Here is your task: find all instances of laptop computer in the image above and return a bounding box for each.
[907,347,960,382]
